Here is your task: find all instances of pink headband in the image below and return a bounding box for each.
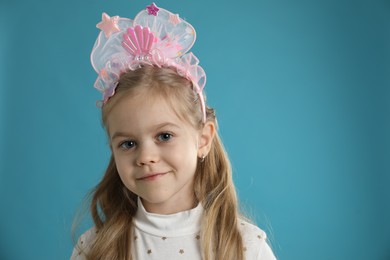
[91,3,207,122]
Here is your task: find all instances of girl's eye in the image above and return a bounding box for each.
[119,140,136,150]
[157,133,172,142]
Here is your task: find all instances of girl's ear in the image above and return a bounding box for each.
[197,121,215,157]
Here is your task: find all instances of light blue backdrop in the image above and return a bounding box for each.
[1,0,389,259]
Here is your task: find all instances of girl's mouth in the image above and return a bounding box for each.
[137,172,168,181]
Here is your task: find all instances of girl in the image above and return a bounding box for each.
[72,3,276,260]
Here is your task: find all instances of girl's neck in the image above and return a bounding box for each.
[141,194,197,214]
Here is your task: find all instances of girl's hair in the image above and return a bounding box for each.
[85,66,244,260]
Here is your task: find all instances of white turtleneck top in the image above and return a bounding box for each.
[71,199,276,259]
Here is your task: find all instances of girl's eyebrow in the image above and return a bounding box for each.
[154,122,181,130]
[111,131,132,140]
[111,122,180,140]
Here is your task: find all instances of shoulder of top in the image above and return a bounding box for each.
[238,219,267,241]
[237,219,277,260]
[70,227,97,260]
[78,226,98,244]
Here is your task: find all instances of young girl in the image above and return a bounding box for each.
[72,3,276,260]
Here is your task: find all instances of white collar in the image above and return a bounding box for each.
[133,197,203,237]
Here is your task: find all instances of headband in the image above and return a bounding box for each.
[91,3,207,122]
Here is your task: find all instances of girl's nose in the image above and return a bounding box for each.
[136,143,159,166]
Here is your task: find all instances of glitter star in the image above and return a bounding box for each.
[146,3,159,16]
[96,13,120,38]
[169,13,181,25]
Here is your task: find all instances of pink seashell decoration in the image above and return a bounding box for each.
[122,25,155,57]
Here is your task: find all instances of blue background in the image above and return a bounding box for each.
[1,0,389,259]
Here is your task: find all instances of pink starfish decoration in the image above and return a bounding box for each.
[169,13,181,25]
[146,3,159,16]
[96,13,120,38]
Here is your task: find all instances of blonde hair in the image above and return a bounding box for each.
[83,66,244,260]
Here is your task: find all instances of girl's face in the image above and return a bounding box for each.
[107,92,203,214]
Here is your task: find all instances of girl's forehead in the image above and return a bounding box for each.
[106,93,194,133]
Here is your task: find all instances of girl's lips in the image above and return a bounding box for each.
[137,172,168,181]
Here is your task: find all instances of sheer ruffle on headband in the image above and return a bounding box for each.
[91,3,207,122]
